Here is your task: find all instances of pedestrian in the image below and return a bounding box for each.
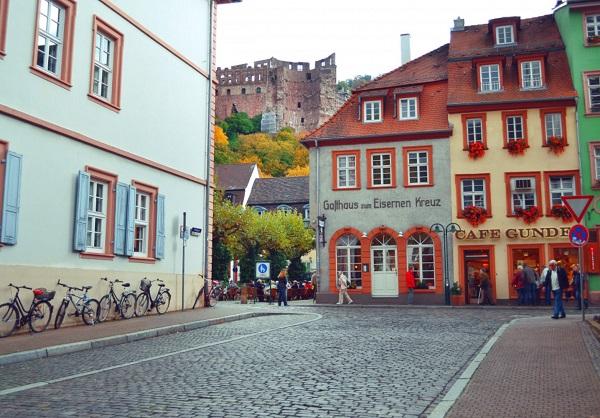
[479,268,494,305]
[336,271,353,305]
[572,264,583,310]
[522,264,538,306]
[311,271,318,302]
[406,266,416,304]
[511,265,526,305]
[276,269,289,307]
[540,263,553,306]
[543,259,568,319]
[255,279,265,302]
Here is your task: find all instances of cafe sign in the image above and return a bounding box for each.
[456,227,571,241]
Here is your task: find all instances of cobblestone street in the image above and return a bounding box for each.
[0,307,592,417]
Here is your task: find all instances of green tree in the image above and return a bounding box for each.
[287,257,305,280]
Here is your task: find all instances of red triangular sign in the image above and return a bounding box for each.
[561,195,593,223]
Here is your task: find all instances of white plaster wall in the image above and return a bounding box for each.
[0,0,210,178]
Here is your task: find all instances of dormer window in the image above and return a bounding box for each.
[521,60,543,89]
[495,25,514,45]
[399,97,418,120]
[363,100,382,123]
[479,64,501,92]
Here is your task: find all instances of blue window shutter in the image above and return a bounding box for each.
[125,185,136,256]
[1,151,23,245]
[155,194,165,260]
[114,182,128,255]
[73,171,90,251]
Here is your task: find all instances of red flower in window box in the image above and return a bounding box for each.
[515,206,540,224]
[550,204,573,222]
[547,136,565,154]
[468,142,486,159]
[588,35,600,44]
[507,138,528,155]
[462,206,488,227]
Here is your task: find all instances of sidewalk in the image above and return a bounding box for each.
[0,302,266,363]
[445,316,600,418]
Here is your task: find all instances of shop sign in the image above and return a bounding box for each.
[456,227,570,240]
[323,197,443,212]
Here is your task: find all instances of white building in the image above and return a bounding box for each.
[0,0,239,315]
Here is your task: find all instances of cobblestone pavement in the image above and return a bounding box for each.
[0,307,565,417]
[446,316,600,418]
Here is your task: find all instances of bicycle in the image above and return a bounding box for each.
[192,275,223,309]
[97,277,136,322]
[0,284,55,337]
[54,280,99,329]
[134,278,171,317]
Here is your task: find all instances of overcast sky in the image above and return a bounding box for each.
[216,0,557,80]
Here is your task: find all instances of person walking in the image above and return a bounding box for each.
[572,264,583,310]
[311,271,318,302]
[522,264,539,306]
[544,260,568,319]
[276,269,289,307]
[511,265,526,305]
[479,268,494,305]
[540,263,553,306]
[336,271,353,305]
[406,266,416,305]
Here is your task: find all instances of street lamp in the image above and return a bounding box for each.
[430,222,462,305]
[317,215,327,247]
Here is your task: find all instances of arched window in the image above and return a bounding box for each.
[336,234,362,289]
[407,232,435,288]
[277,204,294,214]
[254,206,267,216]
[371,233,397,272]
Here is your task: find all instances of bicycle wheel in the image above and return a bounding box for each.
[0,303,19,337]
[82,299,99,326]
[135,292,150,317]
[54,300,68,329]
[209,289,218,307]
[29,300,52,333]
[155,291,171,314]
[97,295,112,323]
[120,293,136,319]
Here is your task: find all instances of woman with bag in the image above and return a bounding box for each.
[276,269,289,307]
[336,271,353,305]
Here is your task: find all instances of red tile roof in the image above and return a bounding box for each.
[448,15,577,107]
[304,45,451,144]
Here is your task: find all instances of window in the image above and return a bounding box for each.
[224,193,235,203]
[495,25,514,45]
[505,173,541,216]
[254,206,267,215]
[0,0,8,57]
[548,176,575,206]
[302,204,309,221]
[372,233,397,274]
[403,146,432,187]
[336,234,362,289]
[256,87,261,93]
[456,174,492,217]
[89,16,124,110]
[301,117,305,124]
[363,100,382,123]
[241,88,246,94]
[521,61,542,89]
[502,111,528,146]
[277,205,293,214]
[333,150,360,190]
[134,192,149,256]
[87,180,107,252]
[593,145,600,183]
[367,148,395,188]
[585,73,600,114]
[0,141,24,246]
[586,14,600,38]
[407,232,435,289]
[297,102,302,109]
[226,89,231,95]
[32,0,76,88]
[480,64,501,92]
[543,111,564,145]
[399,97,418,120]
[461,114,487,149]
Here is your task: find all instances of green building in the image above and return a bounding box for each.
[555,0,600,304]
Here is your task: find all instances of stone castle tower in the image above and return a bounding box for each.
[216,53,342,132]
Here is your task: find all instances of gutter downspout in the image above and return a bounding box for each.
[574,97,587,322]
[315,139,321,296]
[204,1,215,287]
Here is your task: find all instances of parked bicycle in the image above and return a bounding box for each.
[54,280,99,329]
[0,284,55,337]
[192,274,223,309]
[97,277,136,322]
[134,278,171,317]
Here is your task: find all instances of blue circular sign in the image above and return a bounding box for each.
[569,224,589,247]
[258,263,268,273]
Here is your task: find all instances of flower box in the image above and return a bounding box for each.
[588,35,600,45]
[507,138,527,155]
[515,206,540,224]
[547,136,565,154]
[468,142,485,159]
[550,204,573,222]
[462,205,488,227]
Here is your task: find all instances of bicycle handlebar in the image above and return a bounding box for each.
[57,280,83,292]
[8,283,32,290]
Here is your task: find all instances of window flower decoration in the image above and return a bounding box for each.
[462,205,488,227]
[550,204,573,222]
[468,142,486,159]
[515,206,540,224]
[547,136,565,155]
[507,138,527,155]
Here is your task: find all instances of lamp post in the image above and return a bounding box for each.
[317,215,327,247]
[430,222,462,305]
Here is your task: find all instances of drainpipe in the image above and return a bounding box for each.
[315,139,321,295]
[574,97,586,321]
[203,1,215,289]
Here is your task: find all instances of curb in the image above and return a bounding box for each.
[427,317,520,418]
[0,311,278,367]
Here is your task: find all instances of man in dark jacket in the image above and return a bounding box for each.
[544,259,568,319]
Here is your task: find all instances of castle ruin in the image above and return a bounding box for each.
[216,53,343,132]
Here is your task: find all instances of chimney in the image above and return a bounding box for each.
[452,16,465,31]
[400,33,411,66]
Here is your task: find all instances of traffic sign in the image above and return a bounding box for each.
[256,262,270,279]
[569,224,589,247]
[561,195,593,223]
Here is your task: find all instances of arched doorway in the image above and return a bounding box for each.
[371,233,398,296]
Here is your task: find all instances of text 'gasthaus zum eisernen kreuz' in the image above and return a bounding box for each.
[322,197,442,212]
